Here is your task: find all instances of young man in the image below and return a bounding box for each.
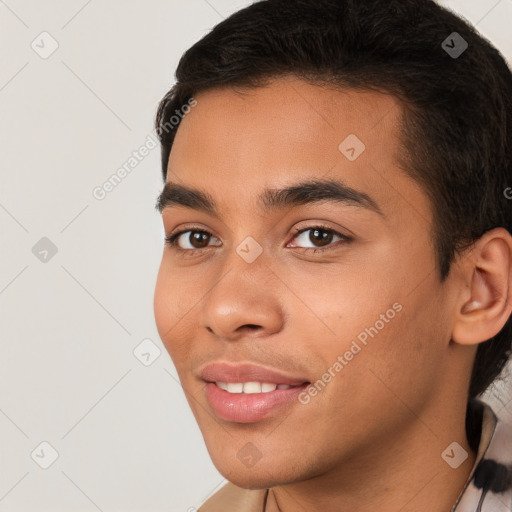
[153,1,512,510]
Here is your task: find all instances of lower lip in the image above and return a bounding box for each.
[204,382,309,423]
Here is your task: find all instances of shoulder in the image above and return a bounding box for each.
[198,481,268,512]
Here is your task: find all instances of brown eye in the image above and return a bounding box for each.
[289,226,347,250]
[187,231,211,249]
[165,229,220,251]
[308,228,334,247]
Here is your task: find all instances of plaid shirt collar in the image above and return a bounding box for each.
[452,400,512,512]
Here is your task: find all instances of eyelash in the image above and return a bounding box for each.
[164,224,352,256]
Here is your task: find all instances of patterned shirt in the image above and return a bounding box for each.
[198,400,512,511]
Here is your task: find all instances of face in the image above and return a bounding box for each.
[154,77,462,488]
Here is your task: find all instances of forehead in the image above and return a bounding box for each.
[166,77,432,228]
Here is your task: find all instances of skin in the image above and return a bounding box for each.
[153,76,512,512]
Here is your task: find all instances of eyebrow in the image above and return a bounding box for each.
[156,177,385,218]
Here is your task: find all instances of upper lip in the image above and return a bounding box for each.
[200,362,310,386]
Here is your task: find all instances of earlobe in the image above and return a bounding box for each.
[451,228,512,346]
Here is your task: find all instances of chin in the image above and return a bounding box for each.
[223,472,280,490]
[209,453,308,490]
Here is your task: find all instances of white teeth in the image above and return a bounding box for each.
[226,382,243,393]
[243,382,262,394]
[215,382,290,393]
[261,383,278,393]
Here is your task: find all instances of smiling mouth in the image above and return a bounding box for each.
[203,380,311,423]
[213,381,310,394]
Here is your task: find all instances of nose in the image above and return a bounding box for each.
[201,258,284,342]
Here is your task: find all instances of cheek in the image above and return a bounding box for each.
[289,264,395,347]
[347,288,448,416]
[302,264,441,408]
[153,261,190,360]
[153,265,172,336]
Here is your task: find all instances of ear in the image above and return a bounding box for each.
[452,227,512,346]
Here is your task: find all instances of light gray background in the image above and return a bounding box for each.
[1,1,511,510]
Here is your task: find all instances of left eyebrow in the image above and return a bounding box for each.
[156,177,385,218]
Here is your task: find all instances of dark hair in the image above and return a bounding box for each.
[154,0,512,399]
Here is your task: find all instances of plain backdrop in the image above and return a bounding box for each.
[1,1,511,510]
